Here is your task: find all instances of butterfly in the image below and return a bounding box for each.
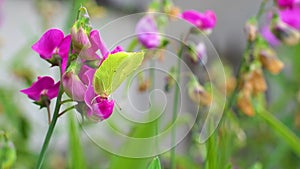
[93,51,144,98]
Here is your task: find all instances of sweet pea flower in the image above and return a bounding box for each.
[20,76,59,106]
[32,29,71,72]
[278,0,300,8]
[83,68,114,121]
[135,15,161,49]
[77,30,109,61]
[181,10,217,33]
[279,6,300,30]
[62,70,87,102]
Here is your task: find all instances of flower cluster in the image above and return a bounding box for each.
[21,7,123,121]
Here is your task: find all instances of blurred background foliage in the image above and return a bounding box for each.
[0,0,300,169]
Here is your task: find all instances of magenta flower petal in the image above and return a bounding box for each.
[47,82,60,100]
[280,6,300,30]
[91,98,114,120]
[32,29,64,59]
[261,26,281,46]
[83,68,113,120]
[90,30,109,58]
[136,15,161,49]
[111,46,124,54]
[58,35,71,73]
[78,30,108,60]
[84,69,97,114]
[20,76,56,101]
[181,10,217,30]
[58,35,71,59]
[278,0,295,8]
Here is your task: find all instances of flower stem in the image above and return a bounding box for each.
[256,107,300,157]
[170,42,184,169]
[46,102,51,124]
[58,106,76,118]
[35,85,64,169]
[60,99,75,105]
[35,64,64,169]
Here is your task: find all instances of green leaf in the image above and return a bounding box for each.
[147,157,161,169]
[93,51,144,96]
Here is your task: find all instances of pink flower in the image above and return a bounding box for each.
[20,76,59,106]
[135,15,161,49]
[62,70,87,102]
[279,6,300,30]
[278,0,300,8]
[77,30,109,61]
[261,25,281,46]
[181,10,217,32]
[32,29,71,72]
[83,67,114,121]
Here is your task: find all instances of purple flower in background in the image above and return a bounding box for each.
[136,15,161,49]
[279,6,300,30]
[32,29,71,72]
[20,76,59,104]
[261,25,281,46]
[181,10,217,32]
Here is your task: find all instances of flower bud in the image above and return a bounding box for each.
[71,26,91,53]
[62,63,87,102]
[188,76,212,106]
[245,19,258,42]
[272,19,300,45]
[71,6,93,53]
[188,42,207,65]
[259,48,284,74]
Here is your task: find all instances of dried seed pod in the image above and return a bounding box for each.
[188,76,212,106]
[247,69,267,95]
[259,48,284,74]
[237,91,255,116]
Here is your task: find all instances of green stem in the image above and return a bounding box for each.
[170,42,184,169]
[35,86,64,169]
[256,107,300,157]
[149,59,159,153]
[35,64,64,169]
[58,106,76,118]
[60,99,75,105]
